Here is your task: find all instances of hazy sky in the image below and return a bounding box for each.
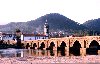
[0,0,100,25]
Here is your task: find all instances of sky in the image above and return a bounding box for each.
[0,0,100,25]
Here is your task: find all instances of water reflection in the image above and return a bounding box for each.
[50,50,54,56]
[69,47,80,56]
[0,49,100,58]
[33,50,37,55]
[41,50,45,55]
[61,50,66,56]
[86,48,98,55]
[0,49,24,57]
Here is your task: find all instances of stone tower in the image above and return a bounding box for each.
[44,19,49,37]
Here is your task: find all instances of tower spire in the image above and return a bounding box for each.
[44,19,49,37]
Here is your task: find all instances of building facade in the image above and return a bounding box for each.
[0,33,48,41]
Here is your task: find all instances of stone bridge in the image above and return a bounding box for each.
[9,36,100,56]
[22,36,100,49]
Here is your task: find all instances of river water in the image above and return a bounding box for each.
[0,49,100,58]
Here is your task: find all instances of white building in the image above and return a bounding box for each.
[0,33,48,41]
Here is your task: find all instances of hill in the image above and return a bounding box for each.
[0,13,87,34]
[83,18,100,35]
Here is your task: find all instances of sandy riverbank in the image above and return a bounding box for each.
[0,55,100,64]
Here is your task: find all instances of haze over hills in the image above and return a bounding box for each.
[0,13,99,35]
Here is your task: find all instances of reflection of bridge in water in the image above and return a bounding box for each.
[0,49,69,57]
[1,49,100,58]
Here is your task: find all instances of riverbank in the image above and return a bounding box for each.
[0,55,100,64]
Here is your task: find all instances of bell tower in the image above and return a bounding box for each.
[44,19,49,37]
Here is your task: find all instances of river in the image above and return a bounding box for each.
[0,49,100,58]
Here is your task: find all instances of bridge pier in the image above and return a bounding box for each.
[80,48,86,56]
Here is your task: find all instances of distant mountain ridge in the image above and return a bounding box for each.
[0,13,89,34]
[83,18,100,35]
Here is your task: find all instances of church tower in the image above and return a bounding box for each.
[44,19,49,37]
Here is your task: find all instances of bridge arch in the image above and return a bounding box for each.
[73,40,81,48]
[46,41,55,50]
[89,40,99,48]
[50,41,55,47]
[69,40,81,56]
[60,41,66,47]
